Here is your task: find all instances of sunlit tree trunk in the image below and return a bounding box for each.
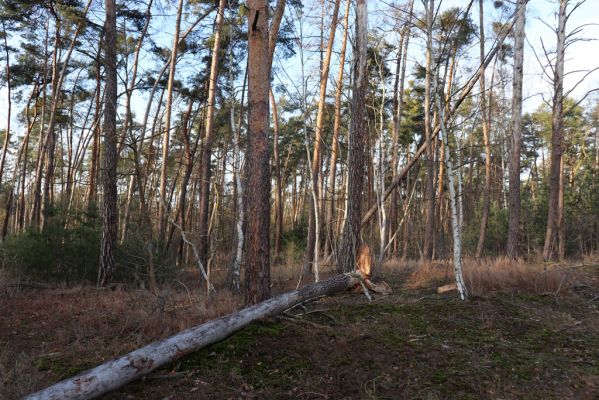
[245,0,271,304]
[30,20,50,229]
[338,0,367,273]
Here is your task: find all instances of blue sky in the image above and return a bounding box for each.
[1,0,599,136]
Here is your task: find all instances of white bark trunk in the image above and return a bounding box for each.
[435,91,468,300]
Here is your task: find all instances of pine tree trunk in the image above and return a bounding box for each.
[245,0,271,305]
[423,0,436,261]
[338,0,367,273]
[98,0,118,286]
[506,0,527,259]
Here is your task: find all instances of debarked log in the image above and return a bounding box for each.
[25,273,360,400]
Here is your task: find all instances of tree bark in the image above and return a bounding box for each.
[338,0,367,273]
[435,91,467,300]
[422,0,436,261]
[245,0,271,305]
[98,0,118,286]
[506,0,526,259]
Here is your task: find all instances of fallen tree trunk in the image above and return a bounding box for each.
[25,274,360,400]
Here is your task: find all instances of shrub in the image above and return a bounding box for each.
[1,210,100,284]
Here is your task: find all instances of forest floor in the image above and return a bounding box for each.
[2,260,599,399]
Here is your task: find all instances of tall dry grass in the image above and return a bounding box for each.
[384,257,578,297]
[0,283,243,399]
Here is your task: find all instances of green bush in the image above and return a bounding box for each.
[1,209,100,284]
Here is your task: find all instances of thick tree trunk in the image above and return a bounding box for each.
[338,0,367,273]
[98,0,118,286]
[245,0,271,305]
[25,274,361,400]
[506,0,526,259]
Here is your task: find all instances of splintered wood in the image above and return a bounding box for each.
[355,245,392,295]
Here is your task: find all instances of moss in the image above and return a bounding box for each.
[179,319,285,371]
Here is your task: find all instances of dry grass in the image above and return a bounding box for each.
[2,256,596,398]
[384,257,584,297]
[0,280,243,399]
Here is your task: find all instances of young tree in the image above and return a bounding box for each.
[543,0,567,261]
[325,0,351,258]
[303,0,341,280]
[158,0,185,243]
[475,0,492,259]
[197,0,227,266]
